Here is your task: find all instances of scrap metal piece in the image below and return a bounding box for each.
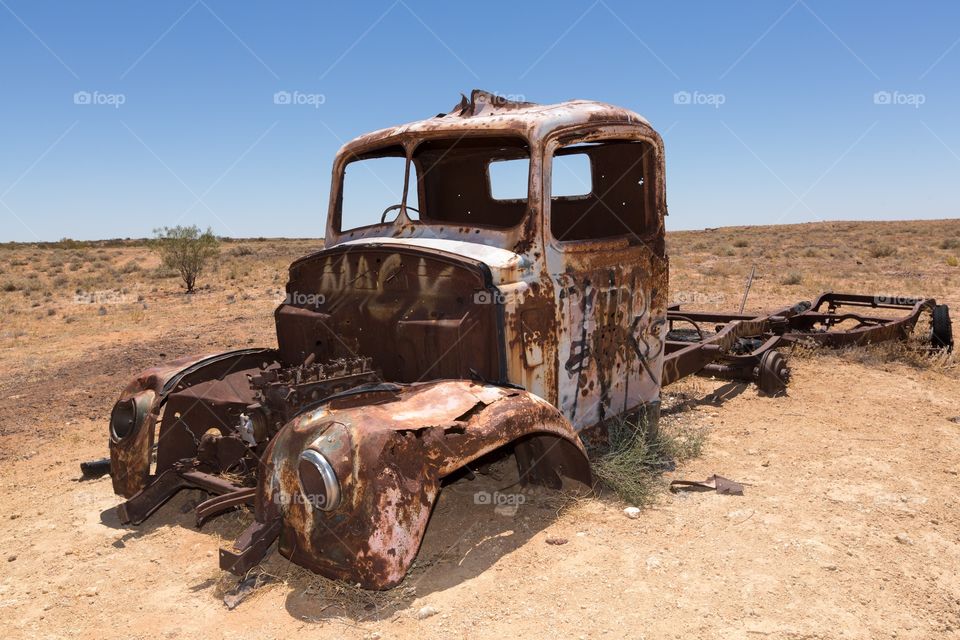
[665,293,949,389]
[669,475,744,495]
[738,265,756,314]
[219,518,281,576]
[932,304,954,352]
[195,488,256,527]
[223,573,274,610]
[80,458,111,478]
[756,350,790,396]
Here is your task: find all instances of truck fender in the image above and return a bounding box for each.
[108,348,279,497]
[252,379,591,589]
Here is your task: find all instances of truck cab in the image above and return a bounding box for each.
[106,90,668,589]
[299,89,669,432]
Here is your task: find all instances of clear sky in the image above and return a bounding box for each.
[1,0,958,241]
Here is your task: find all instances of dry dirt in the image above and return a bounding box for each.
[0,220,959,639]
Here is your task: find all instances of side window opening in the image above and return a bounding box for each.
[552,153,591,198]
[488,158,530,201]
[550,140,656,242]
[415,135,530,228]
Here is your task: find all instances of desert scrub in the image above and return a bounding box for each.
[593,416,706,507]
[784,332,955,372]
[868,244,897,258]
[152,225,220,293]
[780,271,803,285]
[229,245,255,257]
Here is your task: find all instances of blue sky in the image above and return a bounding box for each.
[1,0,958,241]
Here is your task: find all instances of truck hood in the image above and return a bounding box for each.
[339,237,531,284]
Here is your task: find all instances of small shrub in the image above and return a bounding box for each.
[229,245,255,257]
[119,260,141,274]
[152,226,220,293]
[947,256,959,267]
[940,239,960,250]
[733,239,749,248]
[593,416,706,507]
[868,244,896,258]
[780,272,803,285]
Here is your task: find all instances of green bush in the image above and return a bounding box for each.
[152,226,220,293]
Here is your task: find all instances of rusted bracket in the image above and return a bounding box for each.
[196,488,256,527]
[219,518,282,576]
[117,465,247,526]
[117,468,187,525]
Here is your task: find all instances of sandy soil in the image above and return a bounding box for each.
[0,220,958,639]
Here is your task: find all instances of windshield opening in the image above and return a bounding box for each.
[337,136,530,233]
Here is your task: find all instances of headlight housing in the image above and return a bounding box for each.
[109,398,139,442]
[298,449,341,511]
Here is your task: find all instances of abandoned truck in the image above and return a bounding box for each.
[103,90,953,590]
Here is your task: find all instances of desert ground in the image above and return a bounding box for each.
[0,219,958,639]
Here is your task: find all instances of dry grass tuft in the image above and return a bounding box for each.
[868,244,897,258]
[780,272,803,285]
[593,415,707,507]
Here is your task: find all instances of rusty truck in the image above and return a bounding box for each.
[102,90,953,589]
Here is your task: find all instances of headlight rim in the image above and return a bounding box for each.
[109,397,139,443]
[298,448,341,511]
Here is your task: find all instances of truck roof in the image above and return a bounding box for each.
[340,89,655,154]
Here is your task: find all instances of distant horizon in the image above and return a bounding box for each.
[2,216,956,246]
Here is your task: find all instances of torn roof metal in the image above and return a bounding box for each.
[339,89,655,154]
